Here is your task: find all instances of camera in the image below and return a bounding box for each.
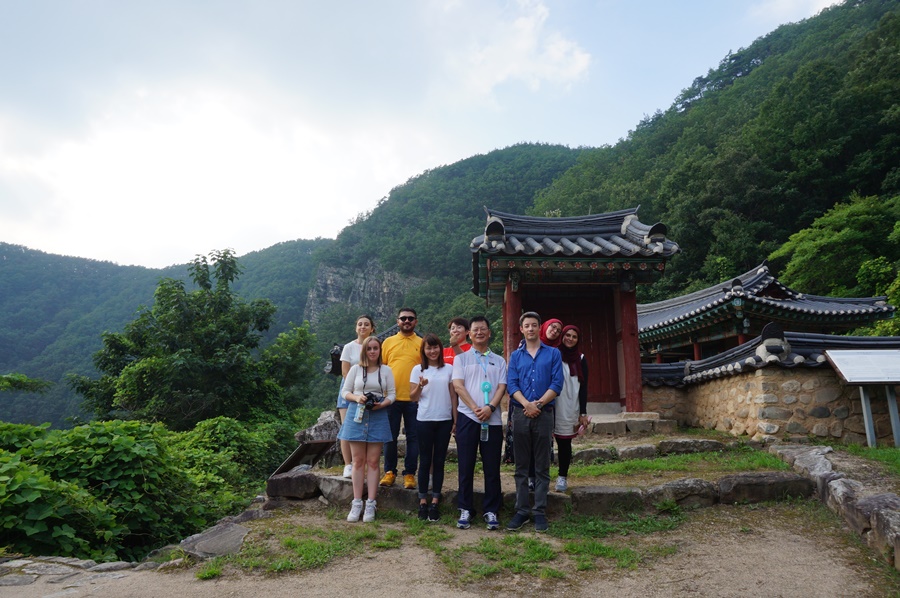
[363,392,381,410]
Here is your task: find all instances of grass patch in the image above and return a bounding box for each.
[564,539,641,569]
[452,535,563,581]
[550,510,685,540]
[195,557,224,579]
[843,444,900,477]
[569,447,788,478]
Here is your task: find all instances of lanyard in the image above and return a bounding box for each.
[476,350,491,379]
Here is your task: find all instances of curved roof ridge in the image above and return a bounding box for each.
[637,262,771,315]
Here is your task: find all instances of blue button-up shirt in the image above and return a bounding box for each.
[507,343,564,406]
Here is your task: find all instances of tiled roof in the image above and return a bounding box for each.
[638,262,894,335]
[642,327,900,387]
[469,207,680,258]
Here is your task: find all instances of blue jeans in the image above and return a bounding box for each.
[512,407,554,516]
[384,400,419,476]
[456,415,502,516]
[417,419,453,499]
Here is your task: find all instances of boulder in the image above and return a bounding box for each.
[179,522,250,559]
[266,468,321,499]
[869,508,900,570]
[646,478,718,510]
[573,447,617,464]
[570,486,644,516]
[658,439,726,455]
[618,444,657,460]
[718,472,813,504]
[843,493,900,536]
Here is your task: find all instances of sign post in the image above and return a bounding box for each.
[825,349,900,448]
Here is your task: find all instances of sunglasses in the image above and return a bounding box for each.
[399,316,417,322]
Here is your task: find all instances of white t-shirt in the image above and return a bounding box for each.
[451,348,507,425]
[410,364,454,421]
[340,340,364,369]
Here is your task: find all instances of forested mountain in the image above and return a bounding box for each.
[2,0,899,426]
[532,0,900,300]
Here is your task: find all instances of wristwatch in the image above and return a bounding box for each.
[535,400,543,409]
[489,404,496,412]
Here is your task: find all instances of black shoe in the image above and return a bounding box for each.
[428,504,440,522]
[533,514,548,533]
[506,512,529,531]
[418,503,428,521]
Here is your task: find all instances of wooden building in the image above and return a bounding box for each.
[638,262,895,363]
[469,207,679,412]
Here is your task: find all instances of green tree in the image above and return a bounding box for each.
[768,194,900,295]
[0,373,51,393]
[70,250,318,430]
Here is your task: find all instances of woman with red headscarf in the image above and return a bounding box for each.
[554,325,590,493]
[540,319,563,348]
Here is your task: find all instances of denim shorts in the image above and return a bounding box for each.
[336,383,351,409]
[337,405,392,443]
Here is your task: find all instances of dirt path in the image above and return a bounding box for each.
[8,499,896,598]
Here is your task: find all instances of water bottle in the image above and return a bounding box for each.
[354,401,365,423]
[480,380,492,442]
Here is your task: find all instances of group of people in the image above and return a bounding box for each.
[334,308,590,533]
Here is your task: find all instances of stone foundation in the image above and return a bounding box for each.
[644,368,899,446]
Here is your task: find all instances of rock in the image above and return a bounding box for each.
[318,475,356,505]
[573,447,617,464]
[220,508,273,524]
[826,478,863,518]
[843,493,900,536]
[21,563,78,575]
[157,558,186,571]
[718,472,813,504]
[570,486,644,516]
[625,419,654,433]
[179,522,250,559]
[87,561,135,572]
[134,561,161,571]
[645,478,718,510]
[266,468,321,499]
[591,420,626,436]
[657,439,725,455]
[653,420,677,433]
[618,444,657,460]
[869,508,900,570]
[0,574,36,586]
[293,411,342,467]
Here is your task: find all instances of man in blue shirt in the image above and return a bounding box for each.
[506,311,564,532]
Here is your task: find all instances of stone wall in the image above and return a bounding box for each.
[644,367,899,446]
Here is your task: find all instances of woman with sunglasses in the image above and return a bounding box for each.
[338,336,396,522]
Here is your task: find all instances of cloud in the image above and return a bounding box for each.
[0,83,458,267]
[433,0,591,107]
[747,0,840,24]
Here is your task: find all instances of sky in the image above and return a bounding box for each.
[0,0,839,269]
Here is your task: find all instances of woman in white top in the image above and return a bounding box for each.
[410,334,457,522]
[338,335,395,522]
[338,315,375,478]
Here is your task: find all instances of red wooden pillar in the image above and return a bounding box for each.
[503,275,522,361]
[655,352,663,364]
[693,341,702,361]
[737,333,747,345]
[619,288,643,413]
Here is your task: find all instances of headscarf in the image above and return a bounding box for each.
[558,324,584,381]
[540,318,564,348]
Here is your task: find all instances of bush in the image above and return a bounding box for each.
[28,420,210,560]
[0,422,50,452]
[0,450,121,559]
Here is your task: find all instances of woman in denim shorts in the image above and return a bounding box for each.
[338,336,395,522]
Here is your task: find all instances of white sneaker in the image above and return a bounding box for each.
[363,499,377,522]
[555,476,568,492]
[343,464,353,478]
[347,499,363,522]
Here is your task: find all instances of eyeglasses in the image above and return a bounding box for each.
[399,316,417,322]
